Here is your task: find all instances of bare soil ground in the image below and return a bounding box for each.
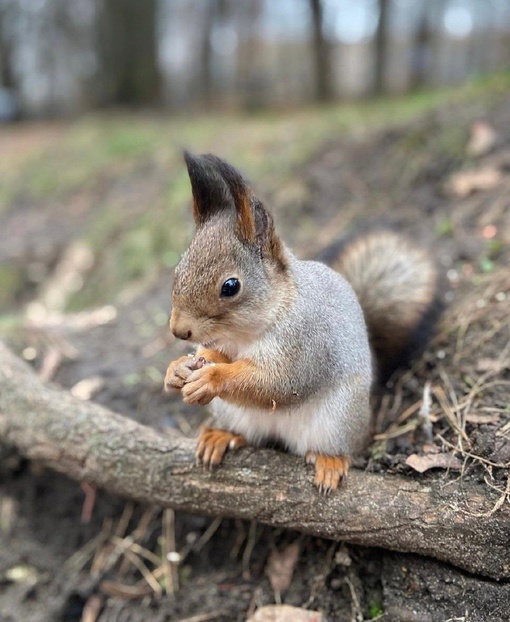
[1,79,509,621]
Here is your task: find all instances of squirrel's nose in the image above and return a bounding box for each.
[170,309,193,341]
[172,328,192,341]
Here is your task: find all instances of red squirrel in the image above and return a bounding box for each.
[165,153,439,493]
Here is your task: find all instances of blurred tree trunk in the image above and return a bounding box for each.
[96,0,160,106]
[236,0,264,110]
[0,0,15,89]
[410,2,432,89]
[309,0,333,102]
[373,0,390,94]
[198,0,219,106]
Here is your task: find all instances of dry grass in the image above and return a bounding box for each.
[374,266,510,511]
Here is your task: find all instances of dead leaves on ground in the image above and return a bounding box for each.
[405,452,462,474]
[247,605,324,622]
[265,543,300,595]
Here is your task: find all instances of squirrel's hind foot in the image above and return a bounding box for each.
[305,452,351,495]
[196,426,247,470]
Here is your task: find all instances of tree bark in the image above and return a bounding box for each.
[309,0,333,102]
[0,341,508,580]
[0,0,16,90]
[373,0,390,94]
[410,2,432,90]
[95,0,160,106]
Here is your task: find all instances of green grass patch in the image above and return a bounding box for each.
[2,72,510,312]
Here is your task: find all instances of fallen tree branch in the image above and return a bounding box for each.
[0,341,508,580]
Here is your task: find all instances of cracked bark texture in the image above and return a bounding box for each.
[0,341,508,580]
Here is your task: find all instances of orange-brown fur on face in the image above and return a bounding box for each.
[171,154,292,351]
[181,359,288,409]
[305,452,351,494]
[196,426,248,469]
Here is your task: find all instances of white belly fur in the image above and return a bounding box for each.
[210,380,369,457]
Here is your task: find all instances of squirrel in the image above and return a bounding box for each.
[164,152,440,493]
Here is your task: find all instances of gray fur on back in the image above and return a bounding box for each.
[249,254,373,400]
[213,253,373,457]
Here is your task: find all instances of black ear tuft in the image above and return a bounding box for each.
[202,154,248,206]
[183,151,232,227]
[202,154,256,242]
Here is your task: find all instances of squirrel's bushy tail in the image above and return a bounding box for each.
[319,229,442,384]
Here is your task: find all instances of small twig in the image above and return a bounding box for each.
[120,548,162,596]
[64,531,109,575]
[396,399,423,424]
[91,533,139,579]
[417,381,433,443]
[242,520,258,580]
[80,481,97,524]
[110,536,161,566]
[118,504,158,576]
[373,420,418,441]
[437,434,509,469]
[230,519,247,560]
[193,516,223,553]
[115,501,135,538]
[81,594,103,622]
[162,508,179,594]
[38,346,63,383]
[99,580,153,600]
[177,517,223,565]
[90,518,114,575]
[344,574,363,622]
[176,612,227,622]
[433,385,470,443]
[460,469,510,518]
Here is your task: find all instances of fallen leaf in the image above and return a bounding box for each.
[476,358,507,373]
[247,605,325,622]
[5,565,39,585]
[334,543,352,567]
[406,453,462,473]
[465,412,501,425]
[466,121,496,157]
[265,543,300,594]
[99,580,154,600]
[71,376,105,400]
[448,166,502,198]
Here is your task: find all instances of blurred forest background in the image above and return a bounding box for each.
[1,0,510,119]
[2,2,510,621]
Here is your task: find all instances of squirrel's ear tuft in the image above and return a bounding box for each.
[184,152,284,265]
[201,154,256,243]
[183,151,232,227]
[253,199,288,270]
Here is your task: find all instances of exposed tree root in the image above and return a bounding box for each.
[0,341,509,580]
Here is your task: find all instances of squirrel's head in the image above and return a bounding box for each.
[170,152,291,351]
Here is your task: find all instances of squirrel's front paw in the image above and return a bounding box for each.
[181,365,220,406]
[164,355,205,392]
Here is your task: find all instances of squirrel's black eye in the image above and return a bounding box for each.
[221,278,241,298]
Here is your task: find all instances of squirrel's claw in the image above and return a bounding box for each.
[195,426,247,469]
[305,452,351,495]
